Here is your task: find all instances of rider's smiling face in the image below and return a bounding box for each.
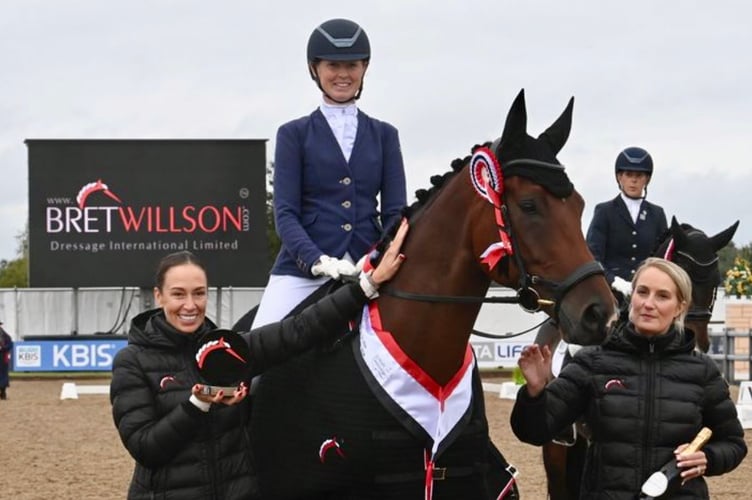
[154,263,208,334]
[313,59,368,104]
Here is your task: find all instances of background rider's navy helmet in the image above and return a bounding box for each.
[307,18,371,65]
[615,146,654,175]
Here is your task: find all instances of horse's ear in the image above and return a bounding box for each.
[709,220,739,252]
[498,89,527,152]
[670,216,689,248]
[539,96,574,155]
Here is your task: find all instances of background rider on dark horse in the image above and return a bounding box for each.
[586,146,668,302]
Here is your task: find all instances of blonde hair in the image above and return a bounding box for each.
[631,257,692,332]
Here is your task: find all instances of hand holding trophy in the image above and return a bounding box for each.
[193,329,250,404]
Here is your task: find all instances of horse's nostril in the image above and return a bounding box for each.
[581,303,607,332]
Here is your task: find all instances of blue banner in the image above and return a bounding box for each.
[13,339,128,372]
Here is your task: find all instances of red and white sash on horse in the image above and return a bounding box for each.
[358,302,475,500]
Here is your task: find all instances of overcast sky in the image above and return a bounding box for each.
[1,1,750,263]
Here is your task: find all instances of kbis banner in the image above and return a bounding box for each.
[13,339,128,372]
[26,139,268,287]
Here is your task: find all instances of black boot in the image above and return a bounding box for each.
[0,387,6,400]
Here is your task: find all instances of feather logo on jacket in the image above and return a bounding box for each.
[604,378,625,391]
[159,375,178,389]
[318,437,346,463]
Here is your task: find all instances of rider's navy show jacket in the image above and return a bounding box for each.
[271,108,406,277]
[586,195,667,283]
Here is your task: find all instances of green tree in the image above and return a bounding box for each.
[740,243,752,263]
[0,224,28,287]
[718,242,738,282]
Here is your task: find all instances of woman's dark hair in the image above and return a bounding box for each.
[154,251,207,290]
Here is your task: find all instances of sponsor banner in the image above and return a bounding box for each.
[12,339,128,372]
[470,296,542,368]
[27,139,269,287]
[470,339,534,368]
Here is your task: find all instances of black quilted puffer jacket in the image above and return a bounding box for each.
[511,323,746,499]
[111,283,368,500]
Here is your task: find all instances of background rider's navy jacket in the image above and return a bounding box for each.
[586,195,668,283]
[271,109,406,277]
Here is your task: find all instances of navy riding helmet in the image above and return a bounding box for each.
[615,146,653,175]
[307,18,370,101]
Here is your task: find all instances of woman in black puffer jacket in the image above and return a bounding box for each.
[511,257,746,499]
[111,222,408,500]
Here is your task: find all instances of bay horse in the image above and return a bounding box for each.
[536,216,739,500]
[249,89,616,500]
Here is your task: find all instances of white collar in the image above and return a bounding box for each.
[620,192,643,223]
[320,100,357,118]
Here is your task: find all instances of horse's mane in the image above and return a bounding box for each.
[375,144,486,256]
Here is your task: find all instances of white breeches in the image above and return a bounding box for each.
[251,274,331,329]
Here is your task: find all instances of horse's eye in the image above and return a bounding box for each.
[519,199,537,214]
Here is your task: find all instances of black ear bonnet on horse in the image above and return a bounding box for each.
[492,89,574,198]
[656,217,739,285]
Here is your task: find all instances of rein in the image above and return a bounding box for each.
[471,317,551,339]
[378,286,552,306]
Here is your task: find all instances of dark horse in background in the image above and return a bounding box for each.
[246,90,617,499]
[535,217,739,500]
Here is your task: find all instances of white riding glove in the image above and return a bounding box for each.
[354,253,369,273]
[311,255,358,280]
[611,276,632,297]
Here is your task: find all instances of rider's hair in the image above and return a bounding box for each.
[154,251,207,291]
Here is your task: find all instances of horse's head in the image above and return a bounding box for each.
[369,90,615,382]
[471,89,616,345]
[656,216,738,351]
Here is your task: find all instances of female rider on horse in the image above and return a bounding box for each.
[251,18,407,330]
[586,146,668,300]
